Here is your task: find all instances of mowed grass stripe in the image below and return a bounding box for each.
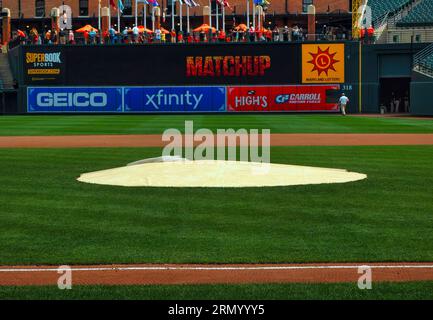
[0,115,433,136]
[1,282,433,300]
[0,146,432,265]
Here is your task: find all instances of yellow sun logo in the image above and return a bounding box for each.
[307,47,340,76]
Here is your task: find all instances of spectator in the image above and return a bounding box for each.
[108,26,115,44]
[248,25,255,42]
[177,31,184,43]
[132,25,139,43]
[170,29,177,43]
[367,25,375,44]
[52,30,58,44]
[161,31,166,43]
[89,29,96,44]
[68,30,75,44]
[45,30,52,44]
[154,28,162,43]
[273,26,279,42]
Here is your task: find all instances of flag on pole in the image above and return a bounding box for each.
[110,0,117,9]
[118,0,125,13]
[148,0,159,6]
[217,0,231,9]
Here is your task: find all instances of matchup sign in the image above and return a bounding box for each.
[302,44,345,84]
[123,87,226,112]
[27,87,123,113]
[226,85,341,112]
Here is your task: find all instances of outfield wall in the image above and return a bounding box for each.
[8,42,360,114]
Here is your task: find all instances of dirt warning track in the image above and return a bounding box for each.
[1,133,433,148]
[1,263,433,286]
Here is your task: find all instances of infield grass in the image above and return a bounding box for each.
[0,145,432,265]
[1,282,433,300]
[0,114,432,135]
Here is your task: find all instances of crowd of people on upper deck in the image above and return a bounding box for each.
[8,23,352,47]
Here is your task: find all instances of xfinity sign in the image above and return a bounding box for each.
[36,92,108,107]
[145,90,203,110]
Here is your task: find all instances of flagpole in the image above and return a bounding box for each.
[152,6,155,31]
[144,3,147,29]
[180,2,183,32]
[209,0,212,29]
[253,3,256,30]
[118,3,120,33]
[171,1,175,30]
[222,4,225,34]
[98,0,101,30]
[135,0,138,26]
[108,0,111,28]
[246,0,249,27]
[216,3,219,31]
[187,5,190,33]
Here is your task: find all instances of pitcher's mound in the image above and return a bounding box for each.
[77,159,367,188]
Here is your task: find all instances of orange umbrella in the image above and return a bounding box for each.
[76,25,98,33]
[234,24,248,32]
[193,24,216,33]
[136,26,153,34]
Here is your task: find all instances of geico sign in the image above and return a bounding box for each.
[36,93,108,107]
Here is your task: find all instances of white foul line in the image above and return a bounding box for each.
[1,265,433,273]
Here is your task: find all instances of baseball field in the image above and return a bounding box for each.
[1,114,433,300]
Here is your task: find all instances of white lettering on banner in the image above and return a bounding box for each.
[234,96,268,108]
[145,90,204,110]
[36,93,108,108]
[275,94,321,104]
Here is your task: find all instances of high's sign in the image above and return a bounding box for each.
[227,85,341,112]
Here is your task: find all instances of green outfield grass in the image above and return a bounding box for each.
[0,115,432,136]
[0,145,432,265]
[1,282,433,300]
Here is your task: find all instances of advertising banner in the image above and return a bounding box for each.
[23,47,65,84]
[226,85,341,112]
[302,44,345,84]
[124,87,226,112]
[21,43,300,86]
[27,87,123,113]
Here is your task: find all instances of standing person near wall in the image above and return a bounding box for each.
[68,30,75,44]
[45,30,52,44]
[339,93,350,116]
[170,29,177,43]
[132,25,139,43]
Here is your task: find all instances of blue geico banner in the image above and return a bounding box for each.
[123,87,226,112]
[27,86,226,113]
[27,87,123,113]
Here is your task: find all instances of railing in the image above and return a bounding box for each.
[413,43,433,78]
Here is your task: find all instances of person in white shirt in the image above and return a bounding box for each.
[339,93,350,115]
[132,25,139,43]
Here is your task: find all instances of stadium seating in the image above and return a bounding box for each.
[368,0,412,22]
[397,0,433,26]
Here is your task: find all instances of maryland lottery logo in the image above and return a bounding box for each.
[302,44,345,83]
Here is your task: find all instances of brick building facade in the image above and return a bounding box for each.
[1,0,350,31]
